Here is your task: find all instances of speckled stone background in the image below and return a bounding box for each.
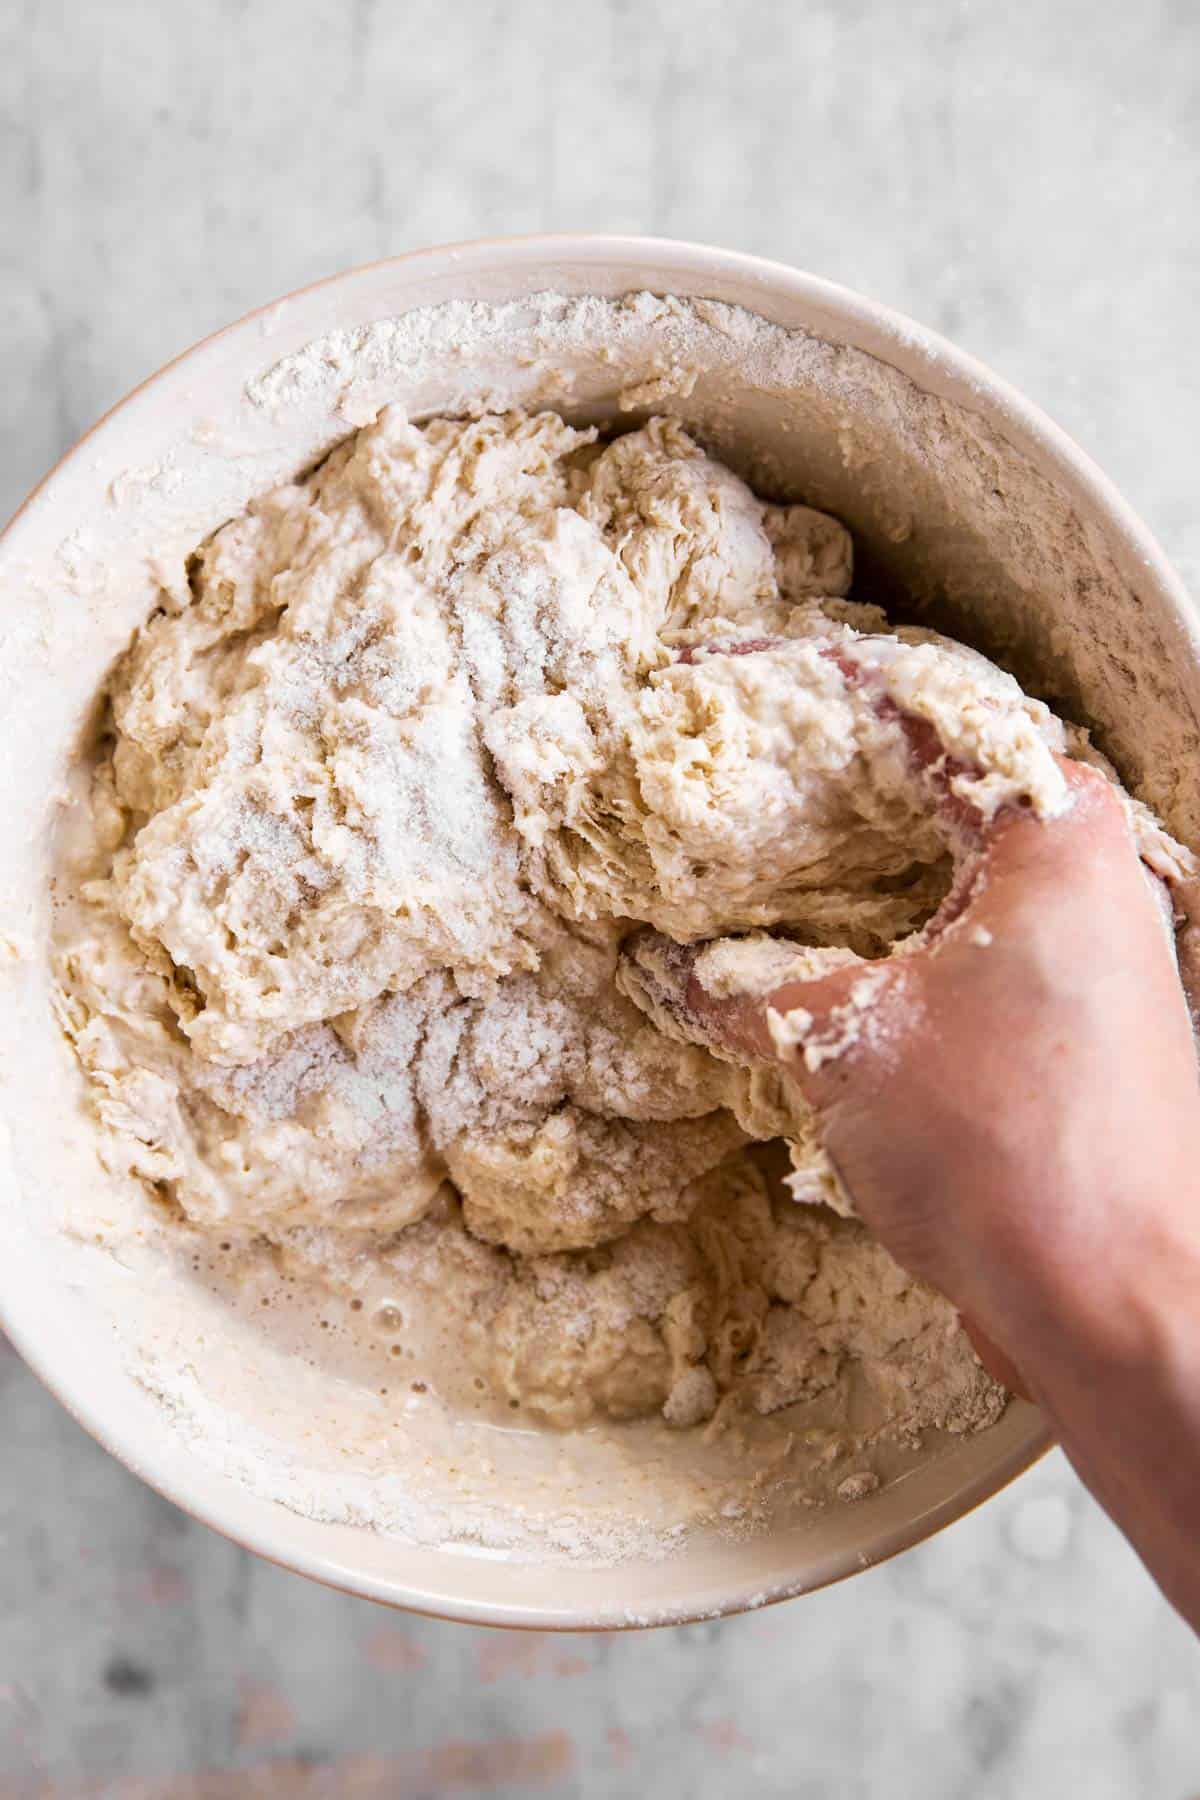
[2,2,1198,1794]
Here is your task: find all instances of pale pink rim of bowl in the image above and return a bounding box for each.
[5,233,1192,1630]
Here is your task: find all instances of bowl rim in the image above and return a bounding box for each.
[10,229,1192,1628]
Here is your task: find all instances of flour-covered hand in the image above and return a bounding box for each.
[623,756,1200,1630]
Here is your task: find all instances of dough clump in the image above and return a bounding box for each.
[59,408,1099,1436]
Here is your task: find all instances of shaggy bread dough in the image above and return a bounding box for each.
[59,406,1152,1437]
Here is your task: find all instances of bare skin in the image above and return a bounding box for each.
[624,759,1200,1630]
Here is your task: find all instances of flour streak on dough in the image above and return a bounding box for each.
[57,406,1127,1443]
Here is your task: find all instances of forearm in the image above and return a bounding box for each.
[993,1224,1200,1630]
[865,1115,1200,1629]
[1032,1338,1200,1627]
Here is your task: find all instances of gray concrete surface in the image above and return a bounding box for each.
[2,1,1198,1794]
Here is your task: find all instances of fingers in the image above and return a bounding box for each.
[821,642,995,842]
[673,636,783,664]
[674,631,1080,854]
[618,758,1118,1091]
[620,749,1182,1112]
[677,634,992,832]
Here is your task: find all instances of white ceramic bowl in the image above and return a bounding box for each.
[3,237,1197,1628]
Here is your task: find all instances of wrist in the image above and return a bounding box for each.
[979,1183,1200,1419]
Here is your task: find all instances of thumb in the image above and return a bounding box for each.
[618,929,916,1104]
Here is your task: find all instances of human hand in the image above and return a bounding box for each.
[623,635,1200,1629]
[622,756,1200,1397]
